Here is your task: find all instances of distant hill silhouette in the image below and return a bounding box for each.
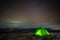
[0,27,60,33]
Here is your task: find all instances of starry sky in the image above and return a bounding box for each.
[0,0,60,28]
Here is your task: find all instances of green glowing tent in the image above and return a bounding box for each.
[34,27,50,37]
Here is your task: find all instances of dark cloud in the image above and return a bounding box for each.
[0,0,60,28]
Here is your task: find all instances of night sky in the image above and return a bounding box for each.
[0,0,60,28]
